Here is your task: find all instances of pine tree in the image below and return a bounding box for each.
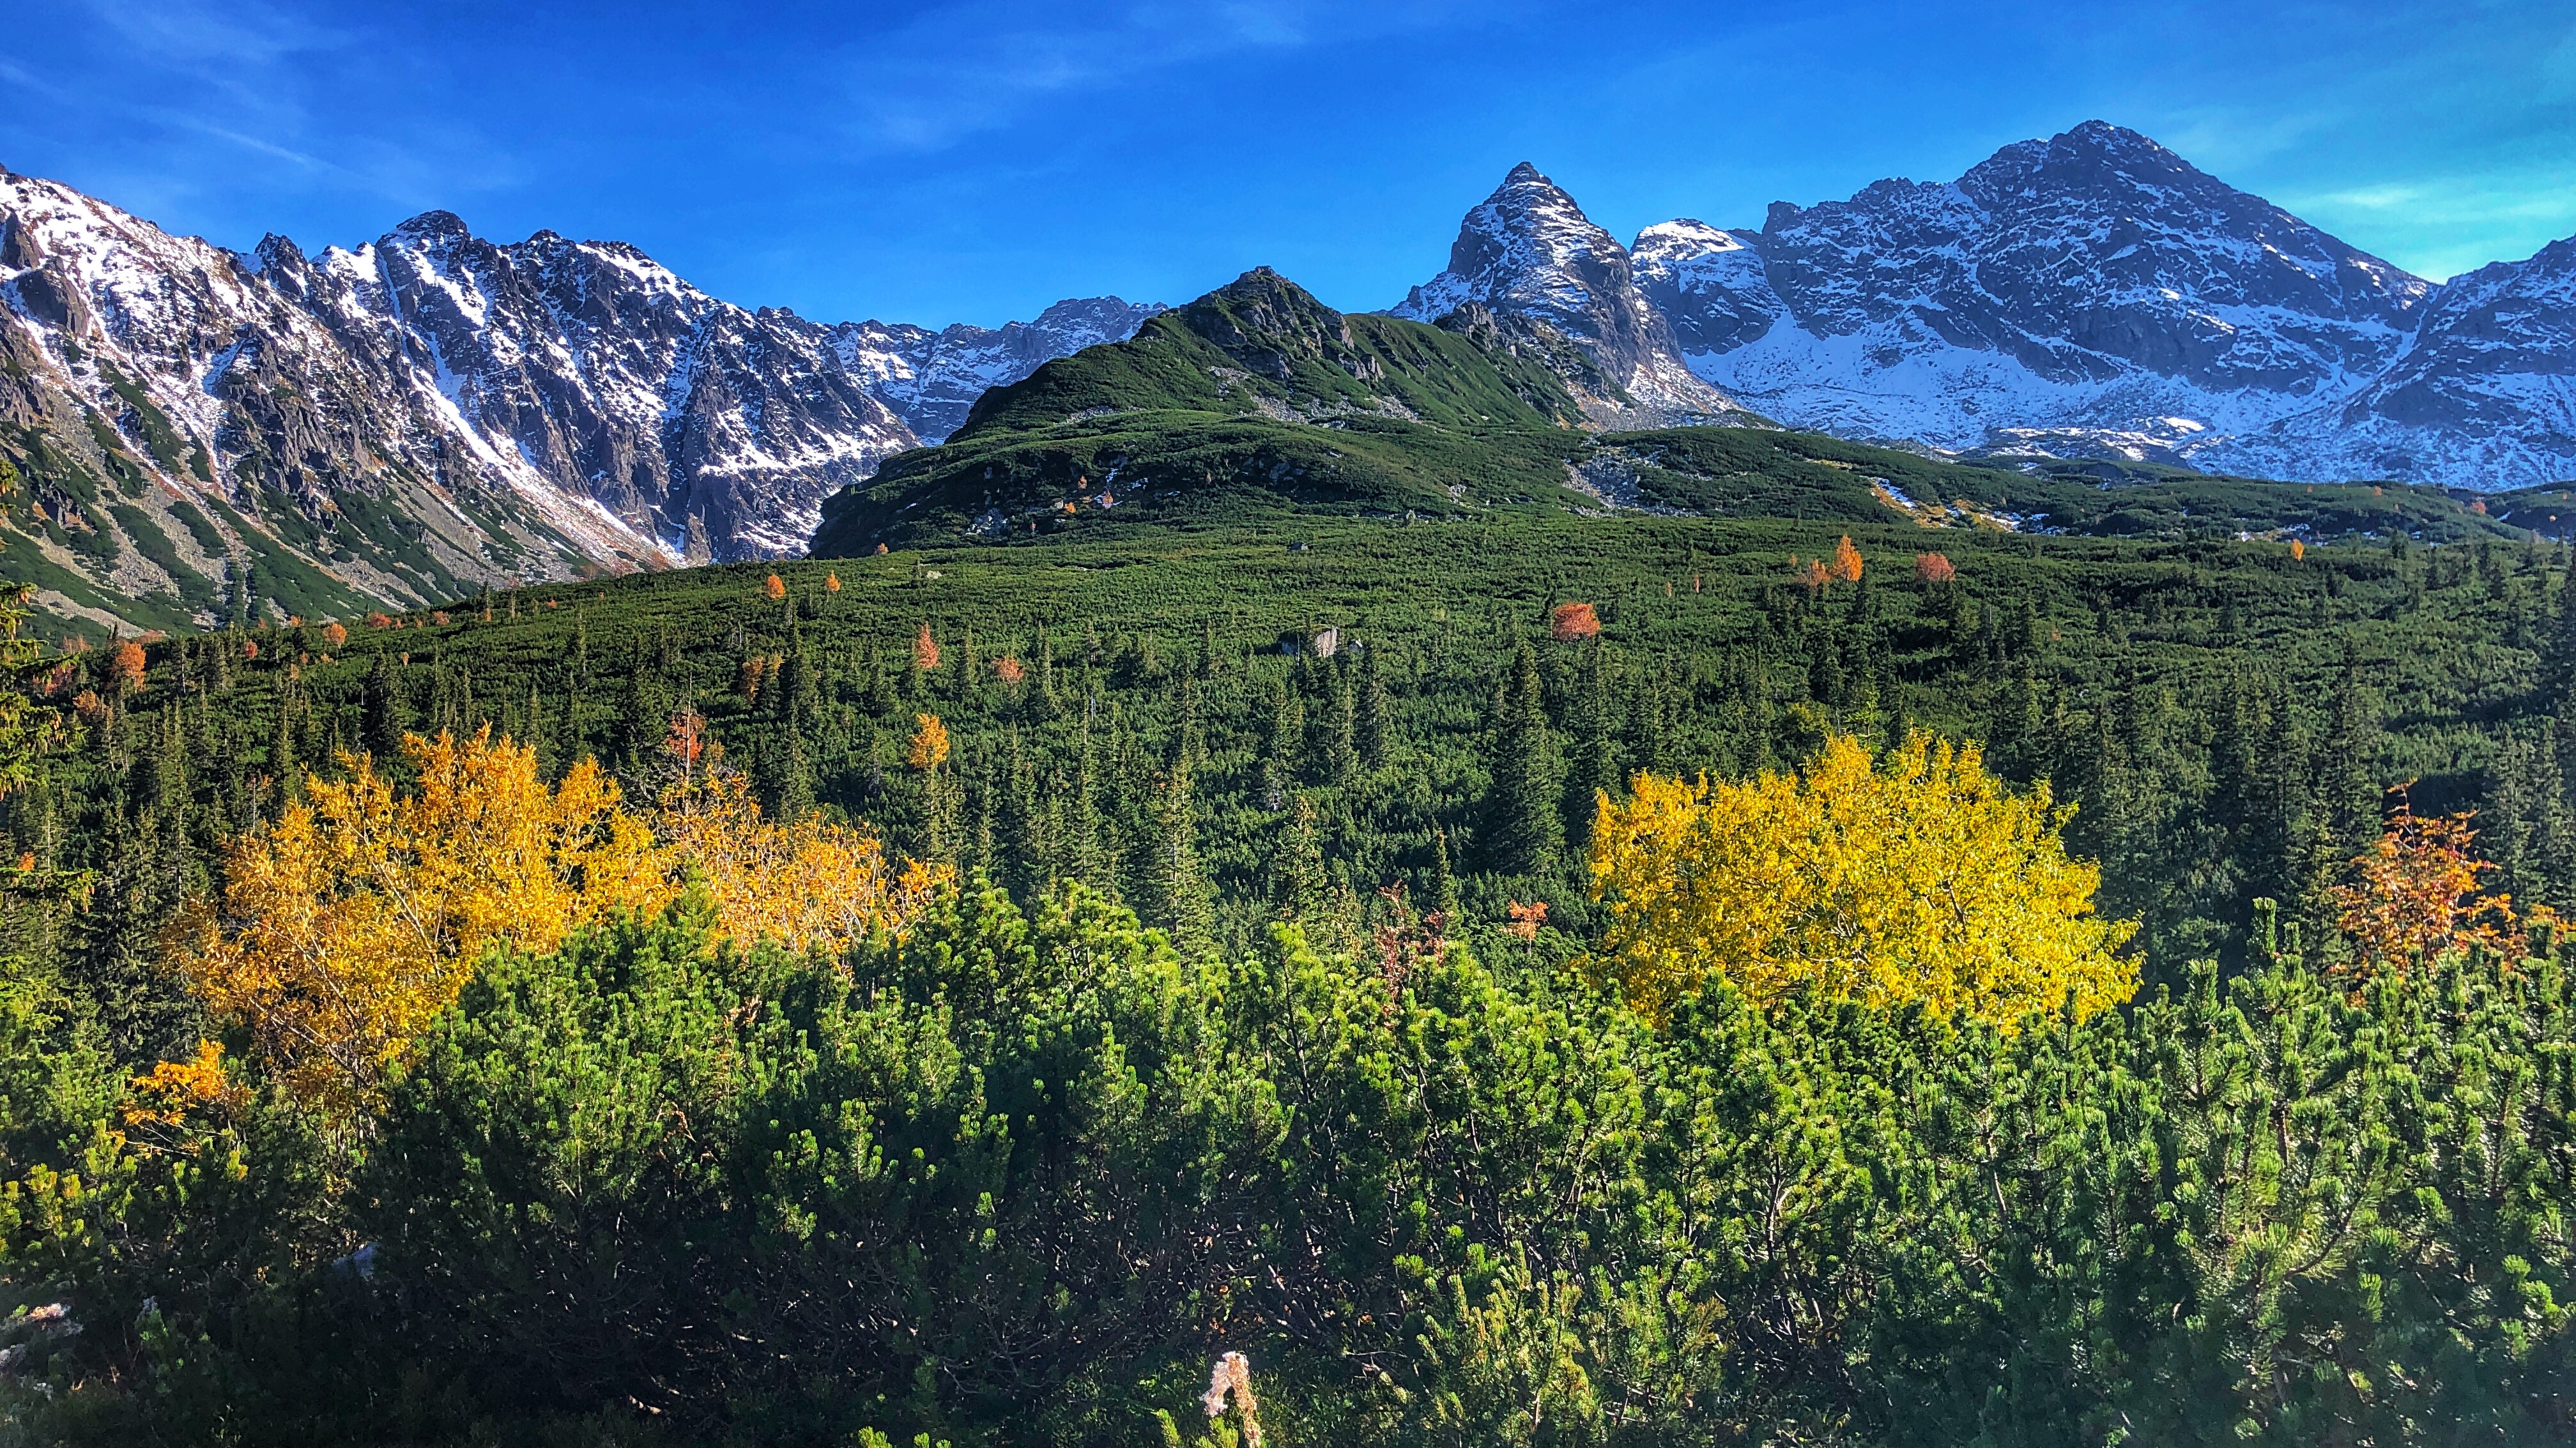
[1328,660,1359,784]
[1487,641,1563,874]
[363,652,404,760]
[1430,825,1463,927]
[1069,724,1113,899]
[2322,655,2382,860]
[1135,762,1214,951]
[1565,640,1620,851]
[999,734,1054,902]
[1274,794,1330,925]
[1358,644,1391,769]
[1262,677,1303,809]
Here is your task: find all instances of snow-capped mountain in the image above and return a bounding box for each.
[0,164,1160,630]
[1627,122,2443,472]
[256,213,915,562]
[829,296,1165,445]
[1416,126,2576,487]
[1390,163,1754,427]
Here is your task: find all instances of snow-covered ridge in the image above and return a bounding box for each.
[1409,123,2576,488]
[829,296,1165,445]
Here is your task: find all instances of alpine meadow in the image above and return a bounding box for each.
[4,30,2576,1445]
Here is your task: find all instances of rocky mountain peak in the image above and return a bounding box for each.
[1392,164,1752,427]
[392,210,472,241]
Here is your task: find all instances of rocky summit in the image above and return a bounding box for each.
[1389,163,1756,429]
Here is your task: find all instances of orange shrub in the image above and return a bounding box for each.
[2290,538,2307,561]
[323,621,349,648]
[1549,601,1602,642]
[2333,807,2517,979]
[1830,536,1864,583]
[824,572,841,593]
[366,612,394,629]
[994,655,1025,685]
[914,622,940,671]
[763,574,786,600]
[1915,552,1956,584]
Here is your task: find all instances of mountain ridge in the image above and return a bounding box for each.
[0,163,1159,634]
[1565,121,2572,485]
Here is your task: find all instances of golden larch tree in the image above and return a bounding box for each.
[1830,536,1864,583]
[1588,733,2136,1026]
[908,713,951,770]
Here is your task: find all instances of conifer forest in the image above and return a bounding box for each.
[1,505,2573,1445]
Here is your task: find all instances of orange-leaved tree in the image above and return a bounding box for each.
[654,770,946,954]
[1588,732,2136,1026]
[2332,806,2517,979]
[164,728,671,1117]
[1830,535,1864,583]
[1549,602,1602,642]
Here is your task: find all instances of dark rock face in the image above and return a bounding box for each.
[1391,164,1754,427]
[262,218,914,561]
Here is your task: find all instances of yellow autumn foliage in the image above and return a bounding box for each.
[1588,733,2136,1027]
[164,727,948,1120]
[908,713,951,770]
[654,771,949,954]
[166,728,671,1116]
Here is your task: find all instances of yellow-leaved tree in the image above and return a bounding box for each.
[1588,733,2136,1026]
[165,728,671,1116]
[654,770,948,954]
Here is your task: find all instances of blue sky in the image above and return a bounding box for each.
[6,1,2572,328]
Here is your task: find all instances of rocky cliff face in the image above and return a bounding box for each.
[0,166,1159,632]
[256,213,916,561]
[1390,164,1754,428]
